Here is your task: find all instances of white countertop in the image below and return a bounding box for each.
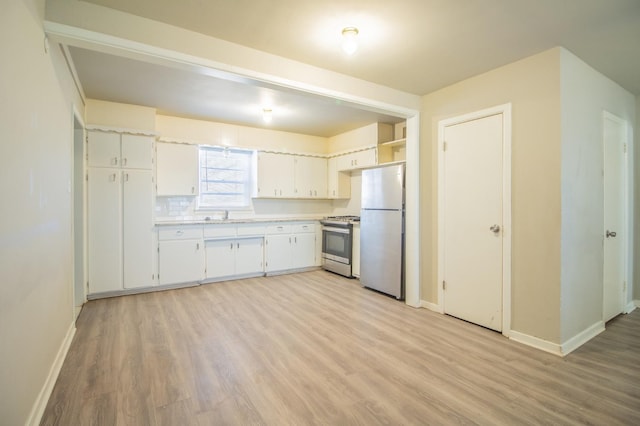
[155,216,323,226]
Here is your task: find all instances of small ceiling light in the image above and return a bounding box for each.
[341,27,359,55]
[262,108,273,123]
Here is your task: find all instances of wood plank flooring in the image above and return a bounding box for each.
[42,271,640,425]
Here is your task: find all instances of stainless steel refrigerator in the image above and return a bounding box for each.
[360,163,405,299]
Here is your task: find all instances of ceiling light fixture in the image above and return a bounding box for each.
[341,27,359,55]
[262,108,273,123]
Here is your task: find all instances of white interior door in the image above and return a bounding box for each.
[442,113,504,331]
[603,112,627,322]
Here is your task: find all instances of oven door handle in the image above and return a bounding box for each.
[322,226,351,234]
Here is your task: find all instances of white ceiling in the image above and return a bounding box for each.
[68,0,640,136]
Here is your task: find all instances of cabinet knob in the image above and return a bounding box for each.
[122,158,127,166]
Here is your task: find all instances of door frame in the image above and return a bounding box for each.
[437,103,512,336]
[602,110,633,317]
[71,104,86,320]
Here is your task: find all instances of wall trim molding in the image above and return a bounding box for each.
[509,330,563,356]
[420,300,443,313]
[560,321,605,356]
[625,300,637,313]
[510,321,605,357]
[27,322,76,426]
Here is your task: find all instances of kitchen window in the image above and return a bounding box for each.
[198,146,254,209]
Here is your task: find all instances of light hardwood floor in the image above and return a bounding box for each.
[42,271,640,425]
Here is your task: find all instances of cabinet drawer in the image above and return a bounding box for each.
[204,224,236,239]
[292,223,316,233]
[266,224,292,234]
[158,226,203,240]
[237,224,267,236]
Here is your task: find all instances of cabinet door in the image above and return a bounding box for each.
[257,152,295,197]
[88,131,120,168]
[123,169,154,289]
[352,148,377,168]
[158,239,204,285]
[156,142,199,196]
[295,156,327,198]
[88,168,122,293]
[235,238,264,275]
[265,234,292,272]
[292,232,316,269]
[335,153,351,172]
[121,134,154,169]
[206,239,236,279]
[327,157,351,199]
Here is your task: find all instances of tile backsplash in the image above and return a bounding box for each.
[155,196,201,221]
[155,196,335,222]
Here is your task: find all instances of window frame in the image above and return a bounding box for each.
[196,145,254,210]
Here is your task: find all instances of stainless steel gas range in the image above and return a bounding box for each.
[319,215,360,278]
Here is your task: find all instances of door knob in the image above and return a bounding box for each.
[489,224,500,234]
[606,230,617,238]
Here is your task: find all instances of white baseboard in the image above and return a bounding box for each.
[509,330,563,356]
[420,300,443,313]
[510,321,605,357]
[560,321,605,356]
[26,322,76,426]
[624,300,637,314]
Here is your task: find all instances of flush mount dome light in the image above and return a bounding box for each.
[341,27,359,55]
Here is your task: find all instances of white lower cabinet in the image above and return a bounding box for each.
[291,230,316,269]
[265,233,293,273]
[205,239,236,278]
[158,227,204,285]
[235,238,264,275]
[265,223,316,273]
[205,237,264,280]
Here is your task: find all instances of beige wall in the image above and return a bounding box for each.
[420,49,563,343]
[559,49,636,341]
[86,99,156,132]
[156,114,328,154]
[0,0,77,423]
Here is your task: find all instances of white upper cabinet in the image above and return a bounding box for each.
[257,152,328,199]
[256,152,295,198]
[156,142,199,196]
[88,132,120,168]
[121,134,154,169]
[294,156,327,198]
[327,157,351,199]
[88,131,153,169]
[336,148,377,171]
